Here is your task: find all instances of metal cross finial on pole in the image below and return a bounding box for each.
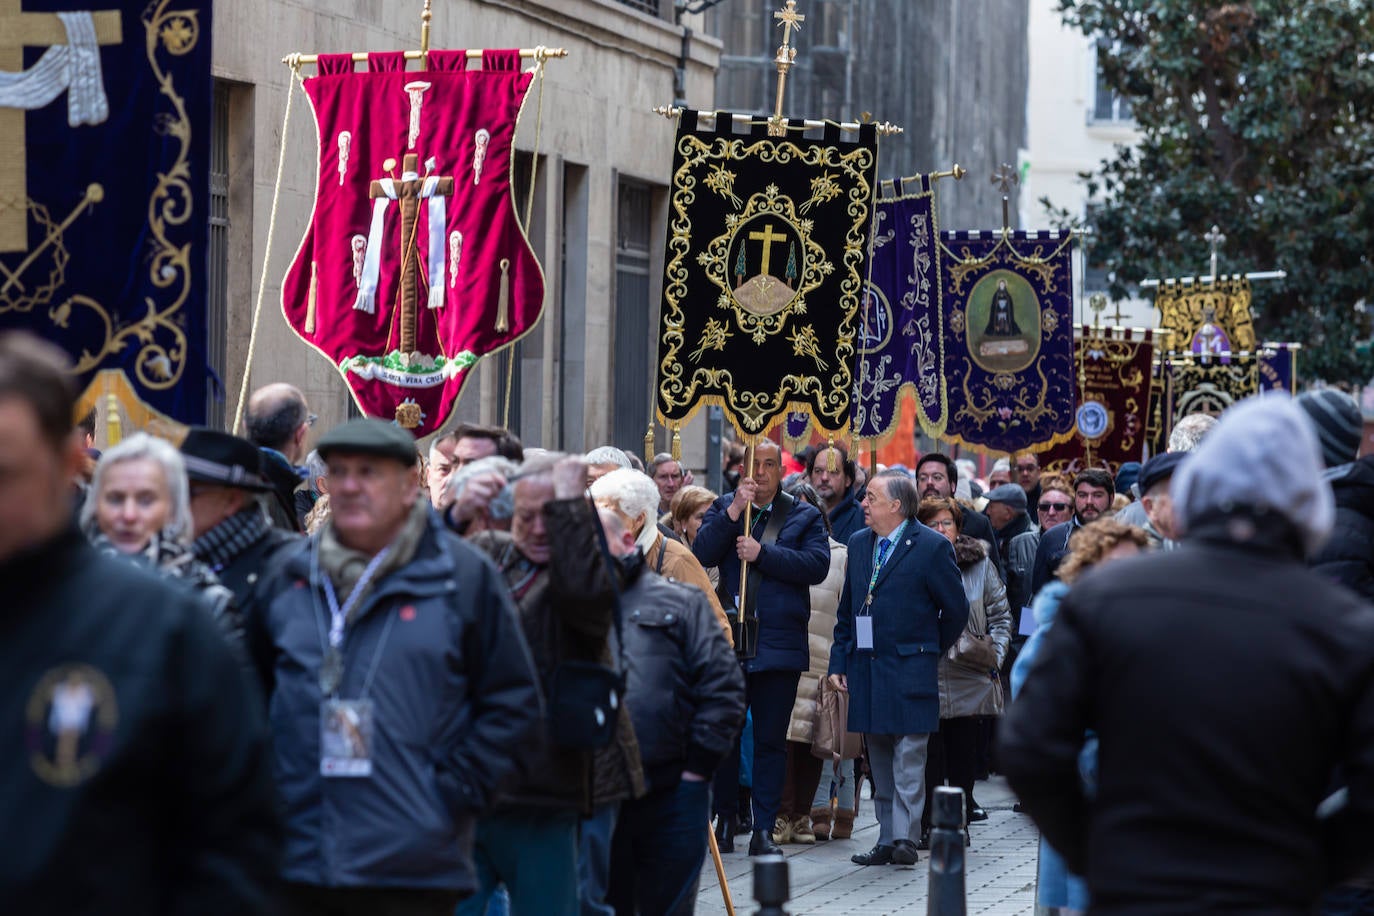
[991,163,1019,234]
[419,0,433,69]
[1204,224,1227,281]
[768,1,806,137]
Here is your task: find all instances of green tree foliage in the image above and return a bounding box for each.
[1051,1,1374,383]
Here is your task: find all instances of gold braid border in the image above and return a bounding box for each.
[68,2,198,394]
[657,130,875,442]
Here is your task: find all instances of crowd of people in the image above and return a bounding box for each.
[7,325,1374,915]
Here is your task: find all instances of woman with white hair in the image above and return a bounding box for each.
[83,433,239,639]
[589,468,733,644]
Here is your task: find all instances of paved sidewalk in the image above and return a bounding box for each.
[696,776,1039,915]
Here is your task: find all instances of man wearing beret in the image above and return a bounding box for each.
[244,418,542,914]
[182,427,300,643]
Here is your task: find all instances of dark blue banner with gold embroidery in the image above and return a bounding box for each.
[937,229,1076,454]
[852,174,947,443]
[0,1,212,428]
[656,110,879,441]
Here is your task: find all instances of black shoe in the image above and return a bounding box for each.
[892,839,920,865]
[714,818,735,854]
[851,844,894,866]
[916,828,931,851]
[968,807,988,822]
[748,829,782,856]
[1013,802,1025,813]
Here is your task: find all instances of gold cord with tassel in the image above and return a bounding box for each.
[671,425,682,461]
[644,424,655,464]
[826,437,838,472]
[495,258,511,332]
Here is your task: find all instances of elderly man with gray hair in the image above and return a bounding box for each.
[590,468,733,644]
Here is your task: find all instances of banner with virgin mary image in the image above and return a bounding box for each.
[937,229,1077,454]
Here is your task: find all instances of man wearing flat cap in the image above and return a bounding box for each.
[1136,451,1187,550]
[983,482,1036,621]
[183,427,301,631]
[244,418,542,914]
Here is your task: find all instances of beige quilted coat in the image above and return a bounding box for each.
[786,538,848,744]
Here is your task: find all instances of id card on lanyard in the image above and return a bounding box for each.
[858,523,905,653]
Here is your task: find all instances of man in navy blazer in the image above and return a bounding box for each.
[829,471,969,866]
[694,439,831,855]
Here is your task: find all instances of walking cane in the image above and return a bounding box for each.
[707,821,736,916]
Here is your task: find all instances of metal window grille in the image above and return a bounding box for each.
[207,81,230,428]
[613,0,662,17]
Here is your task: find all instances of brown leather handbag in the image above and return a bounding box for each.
[811,679,863,761]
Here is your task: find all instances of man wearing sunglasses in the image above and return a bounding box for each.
[1029,469,1115,598]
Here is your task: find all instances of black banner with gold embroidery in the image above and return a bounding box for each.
[937,229,1077,454]
[1163,350,1260,436]
[656,111,879,440]
[0,1,213,429]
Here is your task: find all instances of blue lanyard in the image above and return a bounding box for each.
[866,520,906,598]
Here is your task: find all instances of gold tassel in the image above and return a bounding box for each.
[644,424,655,463]
[495,258,511,333]
[105,392,122,447]
[305,261,318,334]
[671,425,682,461]
[826,437,838,472]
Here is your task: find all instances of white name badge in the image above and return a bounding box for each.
[1018,606,1037,637]
[321,699,375,778]
[856,615,874,651]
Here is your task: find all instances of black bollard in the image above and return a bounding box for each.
[753,854,790,916]
[926,785,967,916]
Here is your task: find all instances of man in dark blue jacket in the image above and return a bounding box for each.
[1029,468,1114,598]
[829,473,969,867]
[246,419,541,915]
[808,444,866,543]
[694,439,830,856]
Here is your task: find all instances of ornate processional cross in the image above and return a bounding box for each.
[768,1,805,137]
[0,0,122,252]
[368,152,454,357]
[1203,224,1227,281]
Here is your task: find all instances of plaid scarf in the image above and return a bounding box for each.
[192,506,271,573]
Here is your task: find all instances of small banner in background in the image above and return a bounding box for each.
[936,228,1077,455]
[0,1,214,429]
[656,111,879,442]
[1038,326,1158,475]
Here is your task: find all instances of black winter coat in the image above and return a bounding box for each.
[1001,510,1374,915]
[0,530,279,913]
[618,556,745,793]
[1311,456,1374,602]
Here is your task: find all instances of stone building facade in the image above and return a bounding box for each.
[209,0,720,457]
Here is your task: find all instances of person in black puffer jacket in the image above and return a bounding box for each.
[598,509,745,916]
[1310,456,1374,602]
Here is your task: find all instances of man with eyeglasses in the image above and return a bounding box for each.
[245,383,316,532]
[429,425,525,512]
[1012,450,1042,508]
[914,453,1004,582]
[649,453,690,516]
[1029,468,1116,597]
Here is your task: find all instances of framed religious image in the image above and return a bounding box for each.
[966,269,1041,373]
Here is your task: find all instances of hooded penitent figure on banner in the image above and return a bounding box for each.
[281,50,545,437]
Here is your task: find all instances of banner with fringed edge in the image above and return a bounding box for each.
[654,110,880,447]
[1037,326,1160,476]
[936,228,1078,455]
[851,174,948,445]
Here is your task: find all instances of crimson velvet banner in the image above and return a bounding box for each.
[281,50,544,437]
[1038,327,1158,475]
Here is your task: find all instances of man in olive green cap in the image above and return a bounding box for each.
[244,417,542,913]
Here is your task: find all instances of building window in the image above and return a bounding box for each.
[207,81,230,428]
[1090,40,1133,124]
[612,180,655,449]
[613,0,663,18]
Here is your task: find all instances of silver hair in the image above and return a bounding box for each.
[1168,413,1218,453]
[448,455,520,520]
[585,446,632,469]
[304,448,328,484]
[883,473,922,520]
[82,432,193,543]
[590,468,661,554]
[511,450,567,486]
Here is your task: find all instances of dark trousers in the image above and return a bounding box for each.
[280,883,462,916]
[780,740,825,817]
[920,715,980,830]
[608,778,711,916]
[711,668,800,831]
